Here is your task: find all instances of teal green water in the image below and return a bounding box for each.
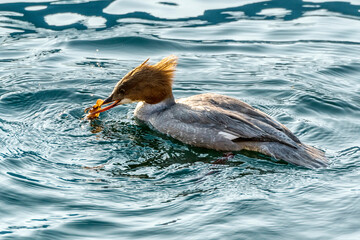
[1,0,360,239]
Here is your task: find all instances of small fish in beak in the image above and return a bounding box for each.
[84,97,120,119]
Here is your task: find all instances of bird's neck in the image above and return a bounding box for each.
[134,94,175,121]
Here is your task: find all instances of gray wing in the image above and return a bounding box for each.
[170,93,301,148]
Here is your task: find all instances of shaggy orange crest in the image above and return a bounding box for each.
[111,55,178,104]
[151,55,178,78]
[125,55,177,86]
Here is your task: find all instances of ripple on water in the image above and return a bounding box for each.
[1,0,360,239]
[295,94,359,116]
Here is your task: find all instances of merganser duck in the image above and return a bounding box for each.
[89,55,327,168]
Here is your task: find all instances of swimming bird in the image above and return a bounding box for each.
[90,55,328,168]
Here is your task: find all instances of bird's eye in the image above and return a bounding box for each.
[119,89,125,94]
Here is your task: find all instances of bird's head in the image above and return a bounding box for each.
[91,55,177,114]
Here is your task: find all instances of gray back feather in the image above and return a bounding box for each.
[155,93,301,148]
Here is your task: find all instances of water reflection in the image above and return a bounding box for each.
[0,0,359,34]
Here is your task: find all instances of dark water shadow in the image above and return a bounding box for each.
[1,0,359,36]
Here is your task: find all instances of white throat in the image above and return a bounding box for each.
[134,95,175,121]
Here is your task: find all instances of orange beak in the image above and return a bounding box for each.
[90,100,120,115]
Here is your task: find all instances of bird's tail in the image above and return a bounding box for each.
[242,141,328,169]
[269,143,328,169]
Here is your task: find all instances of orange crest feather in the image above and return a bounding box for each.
[153,55,178,72]
[115,55,178,104]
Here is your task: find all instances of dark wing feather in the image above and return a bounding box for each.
[206,95,301,144]
[174,93,301,148]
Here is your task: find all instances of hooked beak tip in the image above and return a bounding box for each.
[102,96,113,105]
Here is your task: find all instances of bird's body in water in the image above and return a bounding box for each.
[89,55,328,169]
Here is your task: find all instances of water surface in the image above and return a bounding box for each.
[1,0,360,239]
